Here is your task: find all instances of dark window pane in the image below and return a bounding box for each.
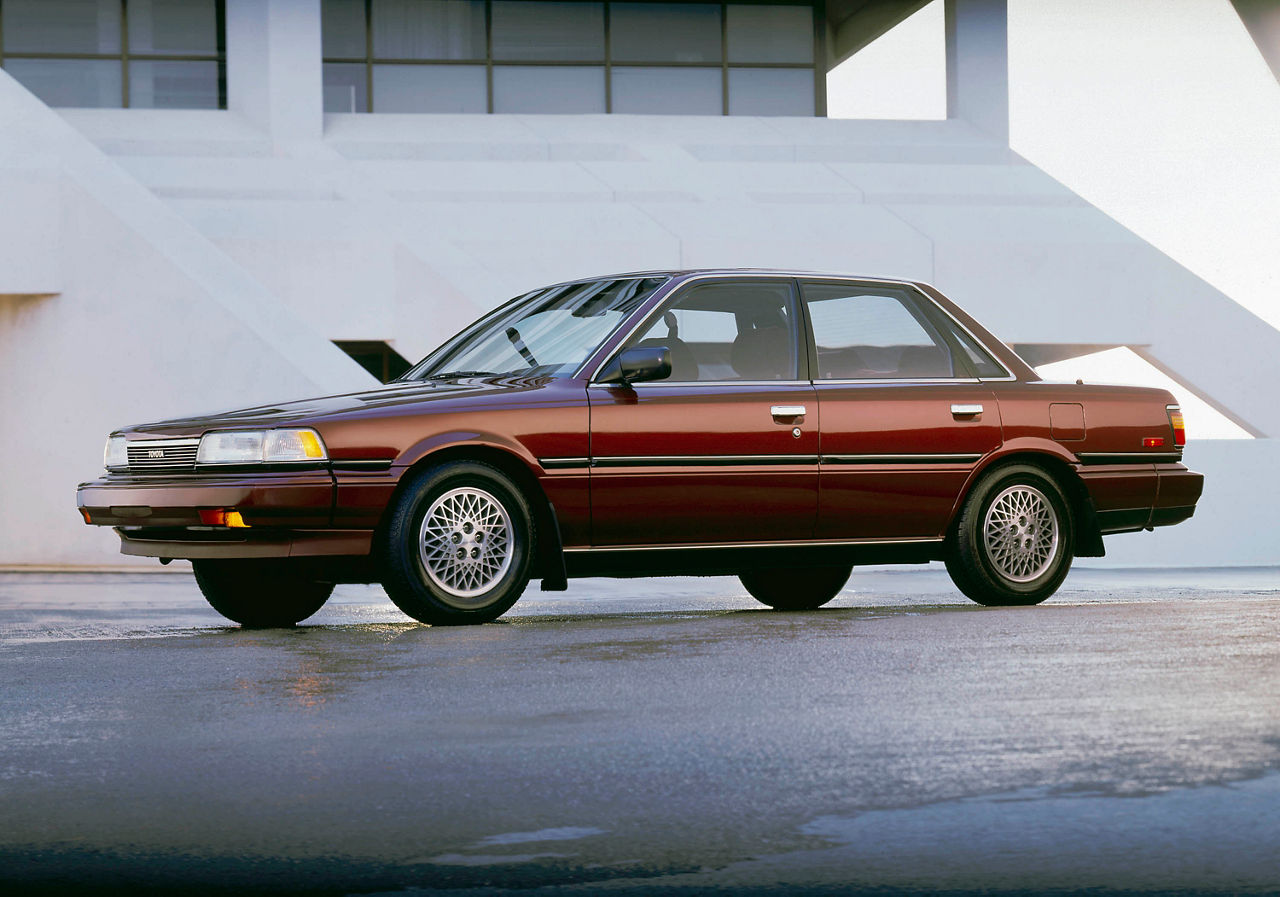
[129,60,220,108]
[128,0,218,55]
[373,63,486,112]
[803,284,956,380]
[610,2,721,63]
[611,67,721,115]
[322,0,368,58]
[728,67,814,116]
[627,282,799,382]
[726,4,813,64]
[1,0,121,54]
[491,1,603,61]
[936,317,1008,378]
[372,0,485,60]
[493,65,604,113]
[323,62,368,112]
[4,58,122,107]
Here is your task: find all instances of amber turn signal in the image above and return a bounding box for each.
[198,509,250,528]
[1166,406,1186,447]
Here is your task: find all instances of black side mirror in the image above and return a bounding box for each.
[597,346,672,386]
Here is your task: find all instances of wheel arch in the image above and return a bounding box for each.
[952,447,1104,558]
[378,442,567,584]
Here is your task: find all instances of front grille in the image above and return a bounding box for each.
[125,438,201,471]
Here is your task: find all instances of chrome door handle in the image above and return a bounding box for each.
[771,405,807,418]
[951,404,984,416]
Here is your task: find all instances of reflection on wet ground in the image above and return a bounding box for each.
[1,567,1278,894]
[3,564,1278,644]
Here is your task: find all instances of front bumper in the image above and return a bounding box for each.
[77,470,335,528]
[77,470,375,560]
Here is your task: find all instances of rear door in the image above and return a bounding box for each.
[801,279,1005,540]
[588,277,818,546]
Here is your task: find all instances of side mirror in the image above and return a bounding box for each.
[597,346,672,386]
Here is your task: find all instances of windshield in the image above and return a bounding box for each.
[403,276,670,380]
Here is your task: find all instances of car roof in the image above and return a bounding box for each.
[543,269,927,290]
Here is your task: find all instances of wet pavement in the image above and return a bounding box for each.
[1,566,1278,895]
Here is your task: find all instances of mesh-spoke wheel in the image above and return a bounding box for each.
[981,485,1059,583]
[419,487,514,607]
[381,461,534,625]
[946,464,1074,607]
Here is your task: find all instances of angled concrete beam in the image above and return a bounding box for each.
[829,0,933,68]
[1231,0,1280,83]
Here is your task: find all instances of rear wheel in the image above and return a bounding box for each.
[192,559,334,628]
[946,463,1074,607]
[740,566,852,611]
[380,461,535,625]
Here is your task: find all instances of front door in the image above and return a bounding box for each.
[588,278,818,547]
[800,280,1005,540]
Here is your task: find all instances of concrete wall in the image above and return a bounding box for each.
[0,0,1274,568]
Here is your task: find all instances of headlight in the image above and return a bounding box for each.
[104,435,128,470]
[264,429,327,462]
[197,429,327,464]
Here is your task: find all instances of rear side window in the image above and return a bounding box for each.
[802,283,956,380]
[934,315,1008,379]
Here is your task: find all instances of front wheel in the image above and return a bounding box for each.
[192,559,334,628]
[945,464,1074,607]
[380,461,535,625]
[740,566,852,611]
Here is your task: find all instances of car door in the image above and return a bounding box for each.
[587,277,818,547]
[801,279,1005,541]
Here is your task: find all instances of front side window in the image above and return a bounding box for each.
[0,0,226,108]
[803,283,959,380]
[406,276,668,380]
[622,280,799,382]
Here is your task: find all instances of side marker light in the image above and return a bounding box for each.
[1143,437,1165,448]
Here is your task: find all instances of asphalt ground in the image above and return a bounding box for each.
[1,565,1278,896]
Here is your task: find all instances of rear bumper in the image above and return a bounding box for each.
[1080,462,1204,534]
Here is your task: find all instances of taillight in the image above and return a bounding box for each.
[1167,405,1186,447]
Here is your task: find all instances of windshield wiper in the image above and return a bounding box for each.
[420,370,498,381]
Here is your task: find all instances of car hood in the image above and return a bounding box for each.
[118,376,554,438]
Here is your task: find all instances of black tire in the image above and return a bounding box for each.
[380,461,535,625]
[192,559,334,628]
[740,565,852,611]
[945,463,1074,607]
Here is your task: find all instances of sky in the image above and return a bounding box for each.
[826,0,1278,439]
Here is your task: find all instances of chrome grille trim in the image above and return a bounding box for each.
[125,438,201,470]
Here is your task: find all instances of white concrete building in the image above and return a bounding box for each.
[1,0,1276,568]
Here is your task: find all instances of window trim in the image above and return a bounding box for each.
[0,0,228,109]
[797,277,1014,384]
[587,274,809,385]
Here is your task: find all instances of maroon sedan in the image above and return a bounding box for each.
[78,271,1203,627]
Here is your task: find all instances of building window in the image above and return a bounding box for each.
[0,0,226,109]
[322,0,822,115]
